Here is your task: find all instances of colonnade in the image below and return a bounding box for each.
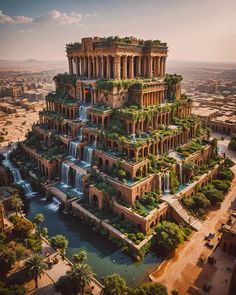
[68,55,166,79]
[126,111,172,134]
[141,89,166,107]
[46,100,78,120]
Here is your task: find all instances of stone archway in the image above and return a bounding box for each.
[92,194,99,207]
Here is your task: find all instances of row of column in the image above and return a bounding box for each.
[68,55,166,80]
[46,100,78,119]
[141,89,166,108]
[126,112,172,134]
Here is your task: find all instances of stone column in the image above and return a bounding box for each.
[129,56,134,79]
[135,56,141,77]
[68,57,73,74]
[114,55,121,80]
[101,56,104,78]
[106,56,110,79]
[147,56,153,78]
[76,57,79,77]
[163,57,166,76]
[123,56,127,79]
[92,57,95,78]
[157,57,161,76]
[88,57,91,78]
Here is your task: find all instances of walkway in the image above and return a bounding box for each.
[165,197,202,231]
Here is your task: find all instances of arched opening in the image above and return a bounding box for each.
[84,84,92,104]
[92,194,99,207]
[98,158,103,168]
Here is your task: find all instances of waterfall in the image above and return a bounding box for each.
[79,105,88,121]
[75,170,83,193]
[12,169,23,183]
[164,172,170,194]
[83,146,94,165]
[61,162,70,185]
[178,162,183,186]
[131,134,136,143]
[159,174,162,194]
[22,183,33,196]
[78,127,83,141]
[47,197,61,211]
[69,141,79,159]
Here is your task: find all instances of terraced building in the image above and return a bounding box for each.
[14,37,221,257]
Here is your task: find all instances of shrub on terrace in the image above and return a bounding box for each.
[211,179,231,193]
[0,282,26,295]
[9,215,34,239]
[155,221,186,253]
[170,170,180,193]
[200,184,224,204]
[218,167,234,181]
[224,157,235,168]
[0,250,16,276]
[228,135,236,151]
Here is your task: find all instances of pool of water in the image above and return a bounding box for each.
[25,195,162,287]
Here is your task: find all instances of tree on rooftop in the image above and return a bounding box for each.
[11,196,24,216]
[24,253,47,289]
[102,273,128,295]
[50,235,68,259]
[155,221,185,253]
[33,213,45,238]
[72,250,87,264]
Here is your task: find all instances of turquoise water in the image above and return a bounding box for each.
[25,196,162,287]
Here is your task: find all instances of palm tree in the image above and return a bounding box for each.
[33,213,45,238]
[11,196,23,216]
[24,253,47,289]
[72,250,87,264]
[72,263,95,295]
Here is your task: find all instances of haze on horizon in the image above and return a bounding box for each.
[0,0,235,63]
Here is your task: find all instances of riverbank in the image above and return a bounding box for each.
[150,164,236,294]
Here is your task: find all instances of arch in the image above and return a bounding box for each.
[92,194,98,207]
[98,158,103,168]
[159,215,163,222]
[105,159,109,166]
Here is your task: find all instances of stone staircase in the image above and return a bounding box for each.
[166,198,202,231]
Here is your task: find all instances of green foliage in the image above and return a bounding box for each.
[24,253,47,289]
[72,250,87,264]
[155,221,186,252]
[9,215,34,239]
[27,233,42,253]
[0,250,16,275]
[95,181,116,196]
[228,135,236,151]
[132,192,159,217]
[33,213,45,237]
[224,157,235,168]
[0,281,26,295]
[218,167,234,181]
[170,170,180,193]
[50,235,68,257]
[129,282,168,295]
[102,273,128,295]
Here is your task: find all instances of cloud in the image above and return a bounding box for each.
[0,10,33,24]
[0,9,83,25]
[34,10,82,25]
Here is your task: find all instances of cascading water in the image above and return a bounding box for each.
[61,162,70,185]
[47,197,61,211]
[69,141,79,159]
[75,170,83,194]
[164,172,170,194]
[12,169,23,183]
[178,162,183,186]
[3,155,34,197]
[83,146,94,165]
[79,105,88,121]
[78,127,83,141]
[131,134,136,143]
[159,174,162,194]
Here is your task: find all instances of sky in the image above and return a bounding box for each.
[0,0,235,62]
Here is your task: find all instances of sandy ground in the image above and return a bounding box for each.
[0,109,40,149]
[150,135,236,294]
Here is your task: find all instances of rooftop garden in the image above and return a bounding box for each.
[182,165,234,218]
[97,36,167,47]
[53,73,77,87]
[172,116,199,130]
[131,192,160,217]
[96,77,161,92]
[176,139,205,158]
[24,133,65,162]
[116,104,172,122]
